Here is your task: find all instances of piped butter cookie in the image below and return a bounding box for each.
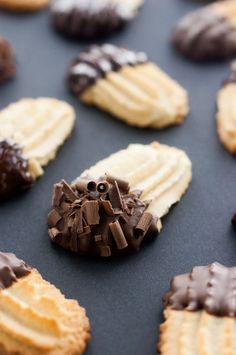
[216,61,236,154]
[48,142,192,257]
[51,0,144,39]
[67,44,189,129]
[173,0,236,60]
[0,37,15,83]
[159,263,236,354]
[0,0,48,11]
[0,251,90,354]
[0,98,75,198]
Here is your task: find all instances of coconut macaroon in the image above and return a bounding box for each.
[67,44,189,129]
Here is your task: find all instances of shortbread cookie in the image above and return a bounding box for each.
[216,61,236,153]
[51,0,144,39]
[173,0,236,60]
[68,44,189,128]
[48,176,159,257]
[0,251,90,354]
[0,37,15,83]
[48,142,192,257]
[159,263,236,354]
[0,98,75,198]
[0,0,48,11]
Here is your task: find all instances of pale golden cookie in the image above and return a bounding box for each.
[0,252,90,354]
[159,263,236,354]
[81,142,192,222]
[217,62,236,154]
[0,0,48,11]
[0,98,75,198]
[68,44,189,129]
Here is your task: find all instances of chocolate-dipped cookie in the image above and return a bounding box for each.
[0,98,75,199]
[68,44,189,129]
[173,0,236,61]
[216,61,236,154]
[159,263,236,354]
[0,251,90,354]
[0,37,15,83]
[50,0,144,39]
[48,142,192,257]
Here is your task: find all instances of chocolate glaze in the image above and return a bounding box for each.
[173,8,236,60]
[68,44,147,95]
[51,0,137,39]
[0,252,31,290]
[0,37,16,82]
[48,175,158,257]
[0,139,33,199]
[164,263,236,317]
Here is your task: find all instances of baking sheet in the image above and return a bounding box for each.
[1,1,236,354]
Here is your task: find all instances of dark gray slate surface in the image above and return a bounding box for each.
[0,1,236,354]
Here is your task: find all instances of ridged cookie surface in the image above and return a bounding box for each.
[159,263,236,354]
[0,0,48,11]
[0,97,75,179]
[217,62,236,153]
[0,252,90,354]
[68,44,189,128]
[81,142,192,219]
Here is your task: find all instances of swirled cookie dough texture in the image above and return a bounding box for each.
[159,263,236,354]
[217,62,236,154]
[68,44,189,129]
[0,251,90,354]
[51,0,144,39]
[0,98,75,197]
[81,142,192,219]
[173,0,236,60]
[0,0,48,11]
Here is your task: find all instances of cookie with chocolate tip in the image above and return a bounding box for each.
[67,44,189,129]
[48,142,192,257]
[173,0,236,61]
[0,251,90,354]
[0,98,75,199]
[0,37,15,83]
[159,263,236,354]
[216,61,236,154]
[50,0,144,39]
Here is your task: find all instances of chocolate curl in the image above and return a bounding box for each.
[75,208,83,234]
[100,246,111,257]
[61,180,78,202]
[108,181,123,210]
[135,212,153,238]
[48,209,62,227]
[105,174,130,193]
[109,220,128,250]
[83,200,100,225]
[52,182,63,207]
[97,181,109,194]
[74,178,97,192]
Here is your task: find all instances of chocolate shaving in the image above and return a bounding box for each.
[48,175,159,257]
[135,212,153,238]
[109,221,128,250]
[73,178,97,192]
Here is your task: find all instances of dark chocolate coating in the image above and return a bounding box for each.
[0,251,31,290]
[68,44,147,95]
[164,263,236,317]
[172,8,236,61]
[0,37,16,82]
[50,0,137,39]
[48,176,159,257]
[0,140,33,199]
